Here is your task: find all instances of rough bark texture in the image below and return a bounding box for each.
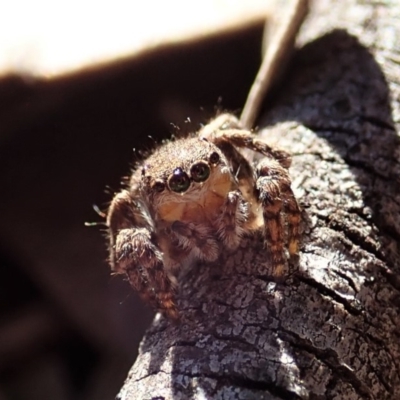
[118,1,400,399]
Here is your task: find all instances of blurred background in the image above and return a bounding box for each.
[0,1,270,399]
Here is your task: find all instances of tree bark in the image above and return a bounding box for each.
[118,1,400,399]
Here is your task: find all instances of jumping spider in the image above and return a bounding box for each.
[107,114,301,319]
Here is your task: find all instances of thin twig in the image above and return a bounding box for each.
[240,0,309,129]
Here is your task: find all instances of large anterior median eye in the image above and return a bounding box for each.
[190,161,210,183]
[168,168,191,193]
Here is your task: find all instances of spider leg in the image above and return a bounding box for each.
[203,120,300,267]
[108,190,178,319]
[284,189,301,257]
[213,190,248,250]
[256,158,299,277]
[170,221,219,263]
[199,113,242,137]
[115,228,178,318]
[210,129,292,169]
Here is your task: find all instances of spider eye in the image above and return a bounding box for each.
[168,168,191,193]
[190,161,210,182]
[209,151,220,164]
[152,181,165,193]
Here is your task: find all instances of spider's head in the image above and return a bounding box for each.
[139,137,235,222]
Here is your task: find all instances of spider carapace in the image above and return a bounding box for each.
[107,114,301,319]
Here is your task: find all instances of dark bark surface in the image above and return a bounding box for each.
[119,1,400,399]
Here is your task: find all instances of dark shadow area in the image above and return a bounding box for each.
[0,21,265,399]
[0,248,99,400]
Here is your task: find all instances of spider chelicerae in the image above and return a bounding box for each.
[107,114,301,319]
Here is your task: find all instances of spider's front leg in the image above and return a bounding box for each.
[108,190,178,319]
[207,124,300,261]
[213,190,248,250]
[256,158,301,277]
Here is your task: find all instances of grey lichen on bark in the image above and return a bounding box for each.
[118,1,400,399]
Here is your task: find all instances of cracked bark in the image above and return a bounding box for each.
[118,1,400,399]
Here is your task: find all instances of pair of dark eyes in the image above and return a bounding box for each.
[152,151,220,193]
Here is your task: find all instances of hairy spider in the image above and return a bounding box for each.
[107,114,301,319]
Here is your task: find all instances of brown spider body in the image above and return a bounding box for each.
[107,114,301,319]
